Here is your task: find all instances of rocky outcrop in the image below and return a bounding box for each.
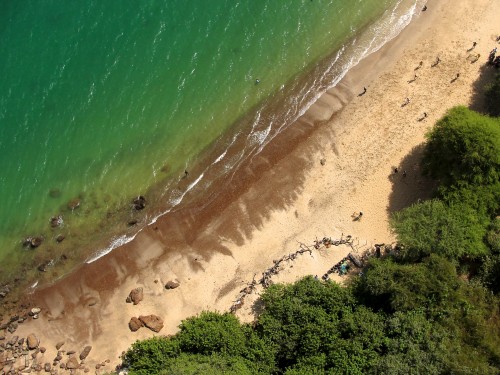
[165,280,180,289]
[128,317,143,332]
[139,315,164,333]
[126,287,143,305]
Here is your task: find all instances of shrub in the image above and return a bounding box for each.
[422,106,500,187]
[485,71,500,117]
[390,200,489,261]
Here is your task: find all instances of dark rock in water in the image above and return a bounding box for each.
[79,345,92,360]
[30,236,43,248]
[49,188,61,198]
[128,219,138,226]
[56,234,65,243]
[165,280,180,290]
[50,215,63,228]
[132,195,146,210]
[128,317,143,332]
[23,236,44,248]
[139,314,164,333]
[37,260,53,272]
[67,198,81,210]
[126,287,143,305]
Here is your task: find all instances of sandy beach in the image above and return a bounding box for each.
[3,0,500,372]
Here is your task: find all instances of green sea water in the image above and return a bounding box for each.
[0,0,424,289]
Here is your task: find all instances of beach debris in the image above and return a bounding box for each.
[132,195,146,210]
[67,197,81,210]
[26,334,39,350]
[129,317,143,332]
[79,345,92,360]
[138,315,164,333]
[165,280,180,290]
[126,287,143,305]
[229,235,355,313]
[348,253,363,268]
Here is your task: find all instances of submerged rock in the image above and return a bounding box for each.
[50,215,63,228]
[23,236,44,248]
[56,234,65,243]
[132,195,146,210]
[67,198,81,210]
[48,188,61,198]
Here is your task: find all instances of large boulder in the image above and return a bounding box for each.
[128,317,143,332]
[79,346,92,360]
[26,333,39,350]
[164,280,180,290]
[126,287,143,305]
[139,315,164,333]
[66,357,80,369]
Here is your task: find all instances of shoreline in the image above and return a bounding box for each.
[0,0,422,306]
[3,0,500,372]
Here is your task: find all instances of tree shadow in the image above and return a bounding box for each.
[387,143,439,215]
[469,62,497,113]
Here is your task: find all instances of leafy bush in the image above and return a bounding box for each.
[390,199,489,261]
[158,354,258,375]
[122,337,180,375]
[422,106,500,187]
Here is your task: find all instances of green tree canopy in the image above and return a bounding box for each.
[390,199,489,261]
[422,106,500,187]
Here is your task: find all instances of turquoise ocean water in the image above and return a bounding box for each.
[0,0,424,290]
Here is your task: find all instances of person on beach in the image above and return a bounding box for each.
[467,41,477,52]
[183,170,189,178]
[415,61,423,70]
[432,56,441,67]
[401,97,410,107]
[358,87,367,96]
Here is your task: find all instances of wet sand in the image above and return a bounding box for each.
[4,0,500,372]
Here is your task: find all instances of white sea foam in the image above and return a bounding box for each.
[85,233,138,264]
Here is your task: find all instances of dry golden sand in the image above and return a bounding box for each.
[9,0,500,372]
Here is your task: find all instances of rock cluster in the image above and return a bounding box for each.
[0,327,109,374]
[128,315,164,333]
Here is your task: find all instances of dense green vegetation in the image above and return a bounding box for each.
[121,105,500,374]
